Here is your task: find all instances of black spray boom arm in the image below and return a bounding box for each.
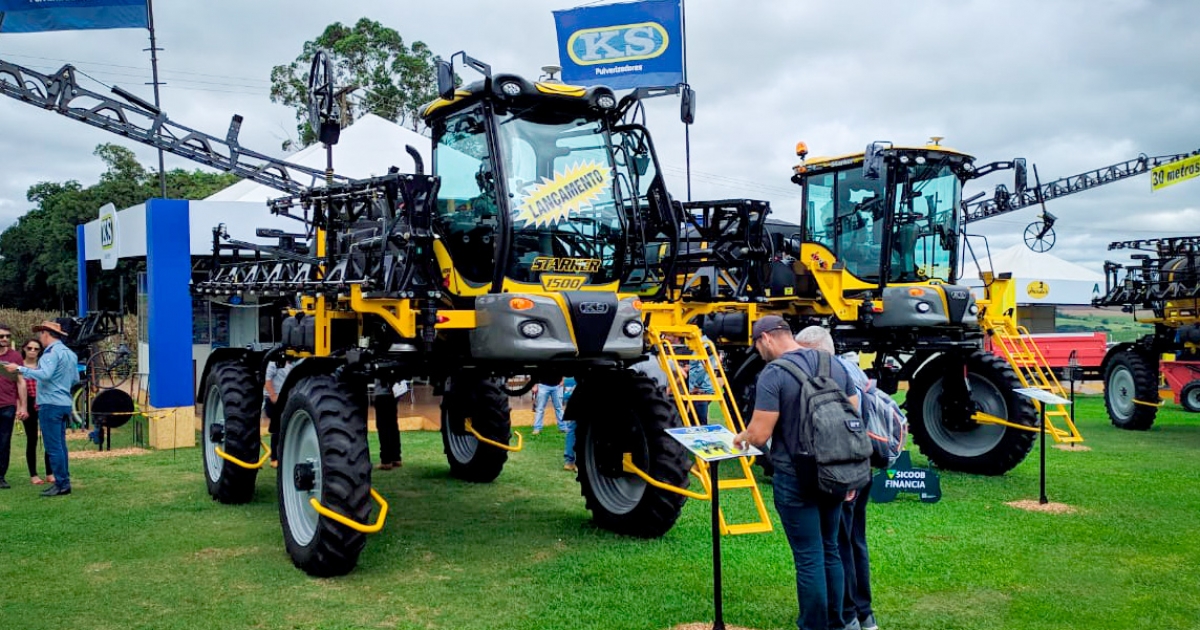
[0,58,352,195]
[962,149,1200,224]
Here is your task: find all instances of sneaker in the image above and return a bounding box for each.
[843,619,862,630]
[563,463,577,472]
[860,614,879,630]
[377,462,396,471]
[40,485,71,497]
[532,429,542,435]
[390,459,403,468]
[0,478,9,489]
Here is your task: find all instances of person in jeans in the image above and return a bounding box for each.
[263,356,295,468]
[561,377,577,472]
[687,334,718,423]
[796,326,878,630]
[5,320,78,497]
[0,323,29,490]
[20,338,52,485]
[735,316,859,630]
[531,375,564,435]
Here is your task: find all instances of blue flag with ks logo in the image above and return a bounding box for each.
[0,0,148,33]
[553,0,683,90]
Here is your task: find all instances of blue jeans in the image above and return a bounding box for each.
[563,420,577,465]
[840,478,873,626]
[693,400,710,423]
[533,385,564,431]
[773,469,844,630]
[0,406,14,480]
[39,404,71,490]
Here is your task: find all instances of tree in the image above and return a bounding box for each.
[0,144,238,311]
[269,18,439,149]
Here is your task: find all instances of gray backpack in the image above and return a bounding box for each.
[772,353,873,496]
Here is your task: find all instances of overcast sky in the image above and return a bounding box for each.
[0,0,1197,274]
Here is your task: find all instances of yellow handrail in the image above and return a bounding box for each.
[215,439,272,470]
[1133,398,1165,408]
[622,453,710,500]
[464,419,524,452]
[309,488,389,534]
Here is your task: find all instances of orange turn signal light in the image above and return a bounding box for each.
[908,288,926,297]
[631,299,643,310]
[510,297,535,311]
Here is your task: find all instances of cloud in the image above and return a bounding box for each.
[0,0,1196,271]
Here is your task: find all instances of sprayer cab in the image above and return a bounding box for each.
[788,141,981,332]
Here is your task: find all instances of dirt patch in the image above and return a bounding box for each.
[70,447,150,460]
[192,546,260,561]
[1053,443,1092,452]
[1006,499,1078,514]
[672,619,753,624]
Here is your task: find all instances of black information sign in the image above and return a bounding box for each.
[870,451,941,504]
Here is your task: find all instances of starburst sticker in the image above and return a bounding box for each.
[513,161,612,227]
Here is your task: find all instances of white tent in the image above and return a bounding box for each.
[961,244,1104,305]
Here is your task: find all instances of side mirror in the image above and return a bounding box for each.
[1014,158,1028,195]
[680,85,696,125]
[436,59,455,101]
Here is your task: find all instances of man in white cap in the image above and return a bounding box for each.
[3,320,79,496]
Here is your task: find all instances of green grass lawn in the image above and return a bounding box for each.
[1055,311,1153,344]
[1,396,1198,630]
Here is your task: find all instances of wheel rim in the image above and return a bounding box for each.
[923,374,1008,458]
[445,410,479,463]
[1186,386,1200,410]
[1107,365,1136,420]
[203,384,225,484]
[282,409,322,547]
[584,425,646,515]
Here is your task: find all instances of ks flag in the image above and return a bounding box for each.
[552,0,683,90]
[0,0,148,33]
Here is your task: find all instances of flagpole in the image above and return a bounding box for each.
[681,0,691,202]
[145,0,166,198]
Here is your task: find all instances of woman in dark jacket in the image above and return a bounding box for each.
[20,338,51,485]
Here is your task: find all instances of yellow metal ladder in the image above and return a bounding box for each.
[988,325,1084,444]
[648,323,773,535]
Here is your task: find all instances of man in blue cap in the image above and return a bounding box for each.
[735,315,860,630]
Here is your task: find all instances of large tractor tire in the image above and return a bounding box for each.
[908,351,1036,476]
[201,362,263,504]
[440,376,512,483]
[277,374,372,577]
[570,371,690,538]
[730,351,773,477]
[1103,349,1160,430]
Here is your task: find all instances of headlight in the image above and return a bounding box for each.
[915,301,932,313]
[968,304,979,316]
[622,320,644,338]
[519,320,545,338]
[499,81,522,96]
[596,94,617,109]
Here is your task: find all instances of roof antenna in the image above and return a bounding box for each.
[540,65,563,84]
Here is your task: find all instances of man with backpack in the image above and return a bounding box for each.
[735,316,871,630]
[796,326,890,630]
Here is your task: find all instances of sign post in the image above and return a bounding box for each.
[98,202,120,271]
[1013,388,1073,504]
[665,424,760,630]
